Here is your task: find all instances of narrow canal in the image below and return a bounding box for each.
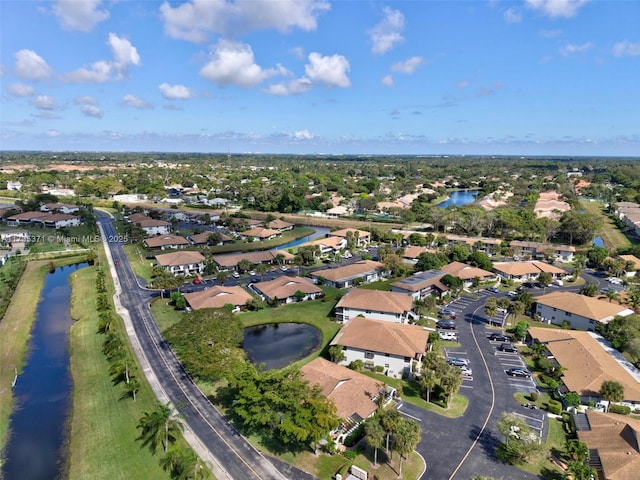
[2,263,87,480]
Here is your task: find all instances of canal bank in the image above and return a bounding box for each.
[0,256,87,474]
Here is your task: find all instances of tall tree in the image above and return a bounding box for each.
[418,370,438,403]
[379,408,402,455]
[364,417,385,466]
[136,402,184,454]
[392,418,421,476]
[599,380,624,403]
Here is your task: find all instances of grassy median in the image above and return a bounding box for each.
[66,263,170,480]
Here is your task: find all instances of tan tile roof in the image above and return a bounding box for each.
[401,245,434,259]
[212,250,294,268]
[267,219,294,230]
[301,236,346,251]
[529,328,640,401]
[243,226,280,238]
[493,261,567,276]
[252,276,322,300]
[184,285,253,310]
[312,260,384,282]
[440,261,494,280]
[127,212,149,223]
[391,271,447,293]
[510,240,576,253]
[534,291,631,322]
[328,228,370,239]
[144,235,189,248]
[301,357,381,420]
[155,250,205,267]
[446,234,502,245]
[190,231,232,244]
[8,211,49,221]
[34,213,79,222]
[138,218,171,228]
[335,287,413,314]
[619,255,640,270]
[577,410,640,480]
[331,317,429,358]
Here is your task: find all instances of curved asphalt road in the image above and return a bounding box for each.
[96,213,308,480]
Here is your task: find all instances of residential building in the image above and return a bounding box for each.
[266,219,294,231]
[240,226,280,241]
[144,235,190,250]
[310,260,384,288]
[250,276,323,304]
[137,218,171,236]
[6,181,21,191]
[510,240,576,263]
[440,261,496,287]
[618,254,640,276]
[32,213,81,229]
[575,410,640,480]
[400,245,433,265]
[493,261,567,282]
[40,203,80,214]
[183,285,253,312]
[334,287,414,323]
[155,250,205,276]
[529,327,640,403]
[212,250,293,270]
[301,357,391,444]
[326,228,370,246]
[534,291,633,331]
[330,317,429,378]
[6,211,50,226]
[190,231,233,246]
[390,270,448,299]
[533,191,571,219]
[300,236,347,255]
[445,234,502,256]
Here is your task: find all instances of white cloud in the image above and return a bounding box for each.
[62,33,140,83]
[612,40,640,57]
[14,49,53,81]
[293,129,315,140]
[503,7,523,23]
[122,94,154,109]
[539,29,563,38]
[200,40,287,87]
[368,6,405,55]
[6,83,35,97]
[525,0,589,18]
[390,56,424,74]
[159,83,195,100]
[559,42,593,56]
[305,52,351,88]
[46,129,61,137]
[265,77,313,96]
[456,80,470,89]
[381,75,394,86]
[74,96,97,105]
[290,46,305,60]
[32,95,58,110]
[53,0,109,32]
[81,104,103,118]
[160,0,329,43]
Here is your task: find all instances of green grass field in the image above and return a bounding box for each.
[579,199,635,251]
[67,265,171,480]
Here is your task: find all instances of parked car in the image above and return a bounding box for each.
[487,286,500,293]
[458,365,473,376]
[488,332,510,342]
[436,320,457,330]
[248,270,256,276]
[507,291,517,298]
[506,367,531,378]
[232,271,240,278]
[438,308,457,319]
[439,331,458,341]
[447,357,469,366]
[498,343,518,353]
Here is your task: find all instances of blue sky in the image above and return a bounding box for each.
[1,0,639,156]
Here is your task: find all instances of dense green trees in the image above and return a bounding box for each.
[136,402,184,454]
[599,380,625,402]
[164,308,244,382]
[225,363,339,451]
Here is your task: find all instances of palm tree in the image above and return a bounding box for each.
[364,418,385,466]
[440,366,463,407]
[392,418,421,476]
[418,370,438,403]
[380,408,402,456]
[604,289,621,304]
[137,402,184,454]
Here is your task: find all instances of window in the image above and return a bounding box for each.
[566,312,572,317]
[404,357,410,363]
[364,351,374,360]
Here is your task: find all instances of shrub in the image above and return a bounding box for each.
[548,400,563,415]
[529,391,539,402]
[609,404,631,415]
[342,450,358,460]
[343,424,365,447]
[375,365,384,373]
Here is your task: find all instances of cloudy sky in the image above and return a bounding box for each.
[1,0,639,156]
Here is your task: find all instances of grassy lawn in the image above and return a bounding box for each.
[67,265,171,480]
[579,199,635,251]
[276,448,424,480]
[123,243,155,283]
[0,255,86,455]
[205,226,314,254]
[357,277,403,291]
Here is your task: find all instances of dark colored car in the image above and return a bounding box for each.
[506,368,531,378]
[488,332,510,342]
[436,320,457,330]
[498,343,518,353]
[438,308,457,319]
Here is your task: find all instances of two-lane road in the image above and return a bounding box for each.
[97,214,297,480]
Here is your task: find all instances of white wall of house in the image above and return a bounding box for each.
[164,262,204,275]
[52,218,81,228]
[337,307,406,323]
[341,346,412,378]
[143,225,170,235]
[535,304,598,331]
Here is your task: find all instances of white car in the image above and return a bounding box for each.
[439,331,458,341]
[458,365,473,376]
[607,277,623,285]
